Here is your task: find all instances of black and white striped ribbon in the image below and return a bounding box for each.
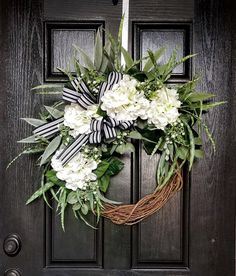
[33,117,64,139]
[56,117,133,165]
[33,71,133,165]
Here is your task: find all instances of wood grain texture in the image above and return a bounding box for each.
[136,150,182,263]
[44,0,122,38]
[0,0,44,275]
[190,0,235,275]
[129,0,194,21]
[0,0,235,275]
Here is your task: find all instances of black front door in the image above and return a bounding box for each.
[0,0,235,275]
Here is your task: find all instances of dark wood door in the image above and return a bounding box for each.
[0,0,235,275]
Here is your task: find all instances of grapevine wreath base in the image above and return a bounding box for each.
[102,171,182,225]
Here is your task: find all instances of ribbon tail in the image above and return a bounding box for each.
[33,117,64,139]
[63,86,81,103]
[56,134,89,166]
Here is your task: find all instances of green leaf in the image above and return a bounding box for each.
[97,191,122,204]
[158,156,178,188]
[106,157,124,176]
[31,84,64,92]
[176,146,189,160]
[151,137,163,157]
[203,123,216,151]
[194,137,202,145]
[77,212,97,229]
[67,191,78,204]
[95,161,110,178]
[88,192,95,213]
[17,135,38,143]
[115,142,135,154]
[156,151,166,184]
[59,189,67,231]
[72,202,81,211]
[175,53,197,67]
[44,106,63,119]
[183,121,195,170]
[195,149,204,158]
[100,41,111,73]
[57,67,73,81]
[21,118,46,127]
[121,46,134,68]
[50,188,59,202]
[201,101,226,110]
[73,44,95,70]
[98,174,110,192]
[81,203,89,215]
[128,130,143,140]
[143,47,165,72]
[26,182,54,205]
[94,29,103,70]
[40,135,61,166]
[187,92,215,102]
[46,170,64,186]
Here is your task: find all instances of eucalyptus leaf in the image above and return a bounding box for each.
[21,118,46,127]
[31,84,64,91]
[40,135,61,166]
[94,29,103,70]
[116,142,135,154]
[44,105,63,119]
[18,135,38,144]
[81,203,89,215]
[72,202,81,211]
[67,191,78,204]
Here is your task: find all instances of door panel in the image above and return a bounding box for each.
[0,0,235,275]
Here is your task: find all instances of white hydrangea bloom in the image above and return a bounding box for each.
[51,150,98,191]
[147,87,181,130]
[101,75,149,121]
[64,103,100,138]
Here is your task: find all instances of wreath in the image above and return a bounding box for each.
[10,20,224,230]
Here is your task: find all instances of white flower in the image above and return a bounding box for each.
[147,87,181,130]
[101,75,149,121]
[51,150,99,191]
[64,103,101,138]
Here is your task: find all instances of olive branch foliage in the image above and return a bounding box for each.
[8,19,225,230]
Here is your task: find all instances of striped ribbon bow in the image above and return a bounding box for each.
[33,72,133,166]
